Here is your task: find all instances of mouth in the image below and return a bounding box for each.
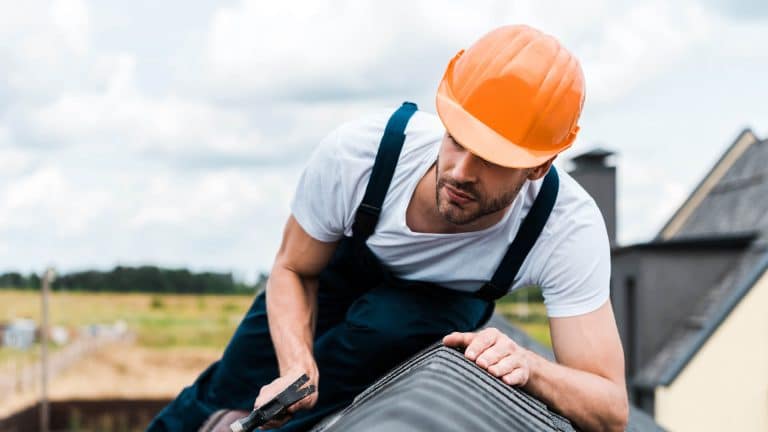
[443,184,475,205]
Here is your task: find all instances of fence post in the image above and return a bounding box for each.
[40,267,55,432]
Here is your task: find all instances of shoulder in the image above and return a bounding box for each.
[528,168,611,317]
[545,168,606,241]
[326,105,444,160]
[293,104,443,240]
[312,105,443,194]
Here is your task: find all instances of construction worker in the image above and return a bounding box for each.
[148,25,628,432]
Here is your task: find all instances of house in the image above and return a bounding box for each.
[2,319,36,350]
[584,129,768,431]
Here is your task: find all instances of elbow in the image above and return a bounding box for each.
[584,386,628,432]
[603,391,629,432]
[613,405,629,432]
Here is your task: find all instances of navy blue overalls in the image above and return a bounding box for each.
[147,102,559,432]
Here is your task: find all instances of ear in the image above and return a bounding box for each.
[527,156,556,181]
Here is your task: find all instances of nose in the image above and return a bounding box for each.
[451,149,481,184]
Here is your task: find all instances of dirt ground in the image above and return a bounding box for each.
[0,341,221,419]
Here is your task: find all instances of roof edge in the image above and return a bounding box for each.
[656,128,758,240]
[652,250,768,387]
[613,231,758,255]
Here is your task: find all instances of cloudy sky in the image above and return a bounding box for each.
[1,0,767,282]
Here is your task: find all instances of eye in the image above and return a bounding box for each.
[448,134,464,150]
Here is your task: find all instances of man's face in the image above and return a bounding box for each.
[435,133,532,226]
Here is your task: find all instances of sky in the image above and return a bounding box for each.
[1,0,767,282]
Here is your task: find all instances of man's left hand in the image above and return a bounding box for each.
[442,327,531,387]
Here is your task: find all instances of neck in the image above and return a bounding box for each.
[406,164,510,234]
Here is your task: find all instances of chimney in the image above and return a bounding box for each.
[568,148,617,247]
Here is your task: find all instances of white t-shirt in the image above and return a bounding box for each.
[290,107,610,318]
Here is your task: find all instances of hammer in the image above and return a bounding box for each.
[229,374,316,432]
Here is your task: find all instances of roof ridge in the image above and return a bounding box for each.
[657,128,758,240]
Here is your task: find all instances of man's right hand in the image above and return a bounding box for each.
[252,363,320,430]
[258,216,335,429]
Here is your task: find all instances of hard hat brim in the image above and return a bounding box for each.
[435,83,570,169]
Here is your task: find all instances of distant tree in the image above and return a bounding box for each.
[503,285,545,303]
[2,266,259,294]
[47,266,252,294]
[254,272,269,294]
[28,273,41,289]
[0,272,26,289]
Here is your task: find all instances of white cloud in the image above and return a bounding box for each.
[28,53,270,161]
[201,0,720,110]
[0,0,93,96]
[3,166,65,212]
[578,1,714,104]
[50,0,90,55]
[0,0,766,278]
[0,124,11,146]
[0,148,32,177]
[0,164,114,237]
[202,0,510,101]
[129,169,273,229]
[618,160,690,243]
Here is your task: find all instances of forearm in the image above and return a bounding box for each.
[265,264,319,375]
[523,351,628,432]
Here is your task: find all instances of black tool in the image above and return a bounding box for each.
[229,374,316,432]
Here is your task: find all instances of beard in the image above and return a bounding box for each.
[434,163,524,226]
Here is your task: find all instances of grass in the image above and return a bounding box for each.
[494,299,552,348]
[1,288,552,362]
[0,290,255,353]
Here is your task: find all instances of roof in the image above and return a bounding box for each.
[310,314,664,431]
[311,342,576,432]
[636,251,768,388]
[612,232,758,255]
[657,128,758,240]
[636,130,768,388]
[570,147,616,167]
[571,147,616,161]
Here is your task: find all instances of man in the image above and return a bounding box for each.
[148,25,628,432]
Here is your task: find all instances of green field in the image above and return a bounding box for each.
[0,289,551,362]
[495,298,551,348]
[0,290,255,351]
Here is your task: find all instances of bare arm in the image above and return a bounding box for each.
[443,300,628,431]
[254,215,338,428]
[525,301,628,430]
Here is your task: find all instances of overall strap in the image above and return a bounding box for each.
[352,101,419,242]
[474,167,560,302]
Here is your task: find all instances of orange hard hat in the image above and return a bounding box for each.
[436,25,585,168]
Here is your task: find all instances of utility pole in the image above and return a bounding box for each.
[40,267,55,432]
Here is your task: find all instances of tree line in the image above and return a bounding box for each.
[0,266,268,294]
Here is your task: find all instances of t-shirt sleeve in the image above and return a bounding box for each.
[289,128,349,242]
[537,204,611,318]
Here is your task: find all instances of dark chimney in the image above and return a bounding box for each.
[568,148,617,247]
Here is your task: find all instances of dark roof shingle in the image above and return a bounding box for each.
[310,314,664,431]
[638,133,768,387]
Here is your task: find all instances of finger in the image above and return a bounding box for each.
[287,393,318,413]
[487,354,523,377]
[259,415,292,430]
[442,331,475,348]
[255,373,303,408]
[475,343,512,369]
[501,367,529,386]
[464,328,500,361]
[254,383,281,408]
